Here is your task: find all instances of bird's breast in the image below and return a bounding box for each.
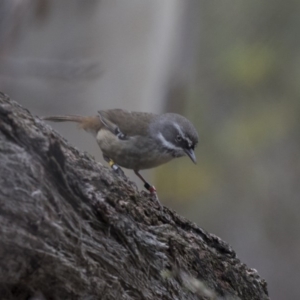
[96,129,175,170]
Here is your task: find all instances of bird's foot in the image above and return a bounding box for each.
[144,182,157,194]
[144,183,162,208]
[107,158,125,176]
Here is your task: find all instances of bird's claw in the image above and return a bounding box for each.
[144,182,156,194]
[144,183,162,208]
[107,158,125,176]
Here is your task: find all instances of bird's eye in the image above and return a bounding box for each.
[176,135,182,142]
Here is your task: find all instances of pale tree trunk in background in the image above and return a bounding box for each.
[0,0,197,114]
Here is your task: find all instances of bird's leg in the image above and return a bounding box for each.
[134,170,157,194]
[134,170,162,208]
[103,155,124,176]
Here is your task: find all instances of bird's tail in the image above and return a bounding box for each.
[41,115,84,123]
[42,115,102,135]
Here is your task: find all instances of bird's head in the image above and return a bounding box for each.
[150,113,198,163]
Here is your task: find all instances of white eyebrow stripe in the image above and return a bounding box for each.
[157,132,181,151]
[173,122,193,147]
[173,122,185,138]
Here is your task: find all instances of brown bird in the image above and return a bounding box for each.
[42,109,198,194]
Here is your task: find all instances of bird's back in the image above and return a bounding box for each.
[99,109,157,137]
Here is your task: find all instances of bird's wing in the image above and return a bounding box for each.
[98,109,157,137]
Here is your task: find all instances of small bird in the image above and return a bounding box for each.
[42,109,198,194]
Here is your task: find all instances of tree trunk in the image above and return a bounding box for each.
[0,92,269,300]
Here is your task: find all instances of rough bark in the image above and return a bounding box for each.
[0,92,269,300]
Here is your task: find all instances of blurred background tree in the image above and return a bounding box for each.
[0,1,299,299]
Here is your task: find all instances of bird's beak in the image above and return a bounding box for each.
[184,148,197,164]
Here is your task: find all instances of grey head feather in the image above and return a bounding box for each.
[150,113,198,162]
